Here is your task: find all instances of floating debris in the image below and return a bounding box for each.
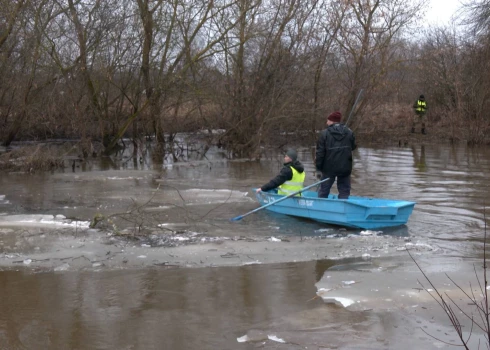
[268,335,286,343]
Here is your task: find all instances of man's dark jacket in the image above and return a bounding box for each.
[315,124,357,177]
[260,160,305,192]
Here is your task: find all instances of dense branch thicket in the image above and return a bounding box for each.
[0,0,489,159]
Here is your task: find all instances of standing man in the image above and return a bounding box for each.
[315,111,357,199]
[412,94,428,134]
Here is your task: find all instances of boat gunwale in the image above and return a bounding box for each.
[255,189,415,210]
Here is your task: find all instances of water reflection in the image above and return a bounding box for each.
[0,262,326,349]
[354,144,490,239]
[411,144,426,172]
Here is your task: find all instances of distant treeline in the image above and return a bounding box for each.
[1,0,489,157]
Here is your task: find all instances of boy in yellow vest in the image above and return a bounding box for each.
[256,149,306,195]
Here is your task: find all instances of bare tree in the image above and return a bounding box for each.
[1,0,56,146]
[35,0,143,155]
[3,0,490,156]
[105,0,243,156]
[462,0,490,35]
[217,0,321,157]
[0,0,27,49]
[334,0,425,127]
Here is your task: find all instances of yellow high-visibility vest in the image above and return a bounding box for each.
[416,100,427,113]
[278,167,306,196]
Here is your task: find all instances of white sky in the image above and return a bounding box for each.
[425,0,463,25]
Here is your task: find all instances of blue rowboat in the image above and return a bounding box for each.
[254,190,415,230]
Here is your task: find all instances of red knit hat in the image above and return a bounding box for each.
[327,111,342,123]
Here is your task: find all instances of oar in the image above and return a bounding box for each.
[230,177,330,221]
[344,89,364,127]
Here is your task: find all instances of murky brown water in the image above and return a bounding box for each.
[1,141,490,349]
[0,262,331,349]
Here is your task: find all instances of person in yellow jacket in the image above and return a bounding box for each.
[256,149,305,196]
[412,94,428,134]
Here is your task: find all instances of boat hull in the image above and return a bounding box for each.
[254,190,415,230]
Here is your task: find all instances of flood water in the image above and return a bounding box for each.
[1,140,490,349]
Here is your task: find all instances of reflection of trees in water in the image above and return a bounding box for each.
[106,135,233,170]
[165,140,211,164]
[411,144,426,172]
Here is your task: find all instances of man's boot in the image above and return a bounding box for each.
[411,127,415,133]
[421,128,426,135]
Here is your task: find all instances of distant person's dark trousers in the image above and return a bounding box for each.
[318,174,351,199]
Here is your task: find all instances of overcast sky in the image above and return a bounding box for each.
[425,0,463,25]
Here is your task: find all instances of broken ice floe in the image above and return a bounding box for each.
[54,263,70,271]
[146,188,253,211]
[236,334,286,344]
[0,195,9,205]
[237,335,249,343]
[3,254,21,259]
[172,236,190,241]
[314,228,333,234]
[186,188,248,197]
[0,214,90,229]
[268,335,286,343]
[107,176,144,180]
[315,261,448,311]
[178,189,251,204]
[360,230,383,236]
[316,293,355,308]
[143,231,225,247]
[138,230,285,248]
[330,297,355,307]
[397,242,436,252]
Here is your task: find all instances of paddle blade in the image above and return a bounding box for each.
[230,215,243,221]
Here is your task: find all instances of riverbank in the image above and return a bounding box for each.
[1,122,485,175]
[356,126,456,147]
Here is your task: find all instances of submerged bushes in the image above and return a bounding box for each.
[0,144,67,173]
